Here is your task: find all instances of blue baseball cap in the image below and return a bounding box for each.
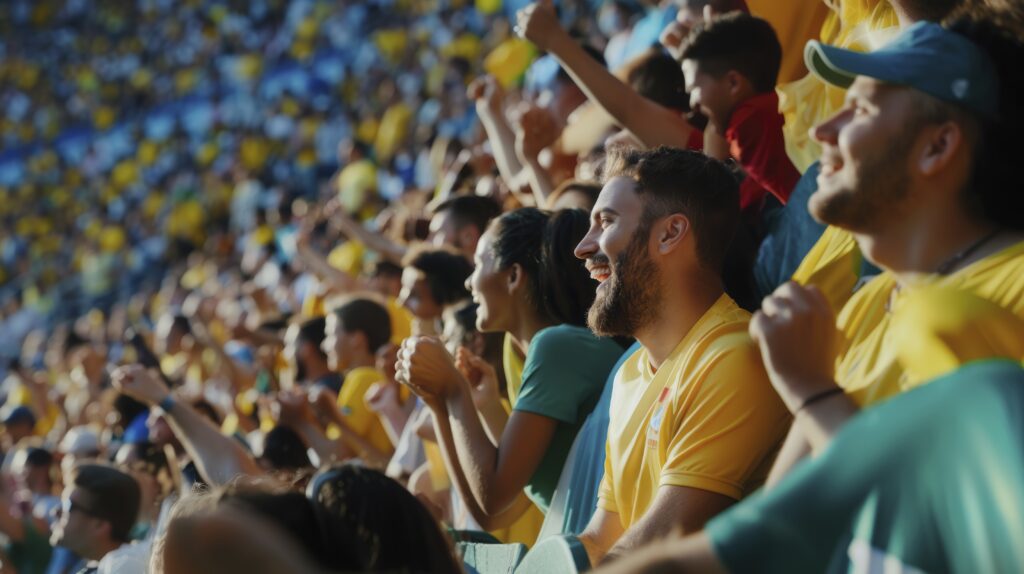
[805,22,999,119]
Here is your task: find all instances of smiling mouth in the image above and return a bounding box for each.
[587,264,611,283]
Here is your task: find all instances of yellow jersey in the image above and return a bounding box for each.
[834,240,1024,406]
[598,295,791,529]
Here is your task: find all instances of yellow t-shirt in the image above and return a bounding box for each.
[791,225,864,314]
[334,367,393,456]
[890,285,1024,387]
[598,295,791,529]
[833,240,1024,407]
[385,297,413,345]
[502,333,526,405]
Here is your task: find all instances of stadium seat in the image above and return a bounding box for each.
[514,535,590,573]
[539,341,639,538]
[460,541,528,574]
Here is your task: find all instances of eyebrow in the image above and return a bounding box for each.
[595,207,620,217]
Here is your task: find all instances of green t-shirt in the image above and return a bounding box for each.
[514,325,624,512]
[707,359,1024,574]
[7,517,53,574]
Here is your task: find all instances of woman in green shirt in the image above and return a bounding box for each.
[397,207,625,529]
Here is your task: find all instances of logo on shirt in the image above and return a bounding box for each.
[646,387,671,447]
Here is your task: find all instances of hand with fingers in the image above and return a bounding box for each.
[111,364,172,406]
[456,346,501,411]
[749,281,841,411]
[515,0,562,52]
[273,389,316,427]
[467,75,505,115]
[395,337,464,409]
[515,104,558,163]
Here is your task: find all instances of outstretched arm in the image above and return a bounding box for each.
[517,0,695,150]
[112,365,263,486]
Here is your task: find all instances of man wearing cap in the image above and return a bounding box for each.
[751,13,1024,484]
[50,463,148,574]
[589,12,1024,574]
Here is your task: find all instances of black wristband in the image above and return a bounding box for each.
[796,387,844,414]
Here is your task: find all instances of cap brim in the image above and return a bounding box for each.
[805,41,875,89]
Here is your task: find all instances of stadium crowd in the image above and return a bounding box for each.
[0,0,1022,572]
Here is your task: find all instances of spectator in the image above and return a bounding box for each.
[50,463,147,574]
[680,13,800,219]
[398,208,625,529]
[571,146,789,564]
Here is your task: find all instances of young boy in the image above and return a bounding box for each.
[680,13,800,221]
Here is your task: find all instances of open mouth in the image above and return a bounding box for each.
[586,261,611,283]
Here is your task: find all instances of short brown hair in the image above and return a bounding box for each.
[604,146,740,272]
[72,463,141,543]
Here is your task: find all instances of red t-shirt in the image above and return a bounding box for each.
[726,91,800,210]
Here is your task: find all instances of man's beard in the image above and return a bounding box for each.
[587,228,661,338]
[810,135,912,232]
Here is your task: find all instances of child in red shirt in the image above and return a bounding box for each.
[679,13,800,224]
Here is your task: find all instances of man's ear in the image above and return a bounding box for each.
[655,214,690,256]
[918,121,963,177]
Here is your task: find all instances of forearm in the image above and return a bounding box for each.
[163,399,262,486]
[290,419,349,466]
[546,34,692,149]
[440,387,507,512]
[478,105,526,187]
[796,392,859,454]
[521,156,556,205]
[376,400,414,446]
[476,400,509,447]
[429,404,524,530]
[765,425,811,488]
[296,244,361,292]
[332,219,407,264]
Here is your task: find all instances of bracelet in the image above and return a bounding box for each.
[158,395,176,413]
[796,387,843,414]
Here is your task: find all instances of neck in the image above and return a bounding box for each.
[854,209,998,282]
[88,538,123,562]
[304,358,331,382]
[345,352,375,372]
[635,270,723,370]
[509,308,556,356]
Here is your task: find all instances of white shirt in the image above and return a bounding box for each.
[96,539,151,574]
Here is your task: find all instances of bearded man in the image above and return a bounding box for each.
[571,146,791,565]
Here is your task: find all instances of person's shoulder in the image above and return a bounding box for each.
[98,540,152,574]
[531,324,611,351]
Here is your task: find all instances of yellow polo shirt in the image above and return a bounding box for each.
[833,240,1024,407]
[598,295,791,529]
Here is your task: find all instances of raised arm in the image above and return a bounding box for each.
[327,204,408,264]
[468,76,531,203]
[397,337,557,521]
[516,0,695,150]
[112,364,263,486]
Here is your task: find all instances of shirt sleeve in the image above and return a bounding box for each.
[659,339,791,500]
[596,438,618,513]
[514,328,616,424]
